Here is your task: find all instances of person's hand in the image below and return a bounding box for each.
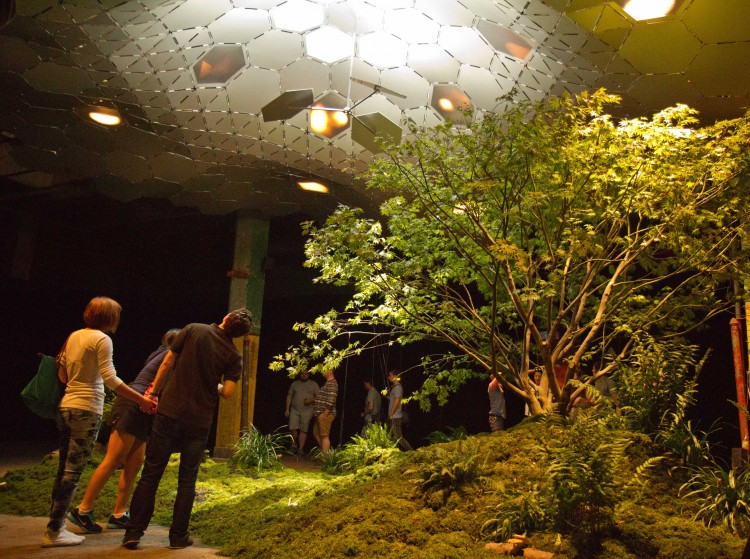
[217,383,224,395]
[285,410,290,418]
[141,396,157,414]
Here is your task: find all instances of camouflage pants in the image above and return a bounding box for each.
[48,408,101,531]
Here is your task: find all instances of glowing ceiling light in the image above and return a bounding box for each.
[87,107,122,126]
[622,0,677,20]
[438,98,454,111]
[332,111,348,125]
[309,103,350,138]
[298,181,330,194]
[310,109,329,133]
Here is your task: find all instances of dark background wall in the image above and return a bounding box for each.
[0,190,743,460]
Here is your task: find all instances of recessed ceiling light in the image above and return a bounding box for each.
[298,181,330,194]
[86,106,123,126]
[621,0,677,20]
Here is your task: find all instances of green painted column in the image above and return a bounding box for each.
[214,212,269,457]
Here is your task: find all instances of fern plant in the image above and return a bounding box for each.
[680,463,750,537]
[426,426,468,444]
[479,484,549,542]
[229,425,291,473]
[319,423,400,475]
[546,416,631,547]
[416,440,483,507]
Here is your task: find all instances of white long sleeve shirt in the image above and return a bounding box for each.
[59,328,124,414]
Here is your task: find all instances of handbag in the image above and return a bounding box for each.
[20,354,65,419]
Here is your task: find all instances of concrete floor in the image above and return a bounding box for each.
[0,440,222,558]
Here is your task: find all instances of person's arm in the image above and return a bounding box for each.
[148,350,175,399]
[219,379,236,399]
[389,396,401,419]
[285,392,292,417]
[115,382,157,412]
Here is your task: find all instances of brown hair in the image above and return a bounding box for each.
[162,328,181,347]
[223,308,253,338]
[83,296,122,333]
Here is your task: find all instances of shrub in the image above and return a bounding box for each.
[479,484,549,542]
[546,415,631,551]
[426,426,468,444]
[319,423,400,475]
[229,425,291,473]
[680,463,750,537]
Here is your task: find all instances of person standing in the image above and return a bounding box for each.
[285,370,319,455]
[43,297,157,548]
[387,370,413,451]
[312,369,338,456]
[361,379,382,436]
[67,328,180,533]
[488,377,506,432]
[122,308,253,550]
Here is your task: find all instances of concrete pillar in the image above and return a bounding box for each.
[213,212,268,458]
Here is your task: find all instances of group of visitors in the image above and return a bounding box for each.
[42,296,253,550]
[285,368,414,455]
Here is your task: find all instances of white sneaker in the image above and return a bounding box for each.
[42,526,85,547]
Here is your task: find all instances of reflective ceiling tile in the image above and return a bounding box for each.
[104,149,153,182]
[208,8,272,43]
[225,67,280,114]
[682,0,750,43]
[384,8,440,44]
[459,66,504,110]
[438,26,495,67]
[619,20,701,74]
[280,58,331,96]
[416,0,475,26]
[24,62,95,95]
[160,0,233,32]
[628,73,702,109]
[150,151,198,182]
[460,0,514,21]
[137,177,183,198]
[407,44,460,83]
[687,43,750,97]
[380,67,430,110]
[246,29,304,69]
[96,173,142,202]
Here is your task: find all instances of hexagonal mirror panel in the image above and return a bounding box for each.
[192,45,246,85]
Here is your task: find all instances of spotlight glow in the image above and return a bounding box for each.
[332,111,348,125]
[298,181,330,193]
[438,98,455,111]
[623,0,677,20]
[88,109,122,126]
[310,109,329,133]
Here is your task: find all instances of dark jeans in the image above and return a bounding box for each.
[49,408,101,531]
[126,414,209,541]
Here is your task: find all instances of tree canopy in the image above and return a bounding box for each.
[271,90,750,415]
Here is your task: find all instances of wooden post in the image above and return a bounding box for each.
[730,318,749,457]
[214,214,268,459]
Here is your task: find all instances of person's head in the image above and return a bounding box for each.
[83,296,122,333]
[162,328,181,347]
[533,369,542,384]
[221,308,253,338]
[299,370,309,381]
[364,379,373,390]
[323,369,335,381]
[388,370,400,384]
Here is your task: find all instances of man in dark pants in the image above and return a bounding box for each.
[122,309,252,550]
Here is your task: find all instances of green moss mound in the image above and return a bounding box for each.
[1,421,746,558]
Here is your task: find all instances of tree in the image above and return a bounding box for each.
[270,90,750,417]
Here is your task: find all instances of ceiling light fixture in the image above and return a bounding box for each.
[298,181,330,194]
[620,0,678,20]
[79,105,124,126]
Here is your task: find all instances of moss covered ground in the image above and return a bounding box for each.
[1,421,746,559]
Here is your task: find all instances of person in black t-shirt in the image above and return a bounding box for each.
[123,309,252,550]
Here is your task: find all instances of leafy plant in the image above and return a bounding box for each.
[546,416,632,549]
[618,335,705,435]
[426,426,468,444]
[680,463,750,536]
[655,392,716,469]
[271,90,750,420]
[416,440,483,508]
[318,423,400,475]
[229,425,291,473]
[479,484,549,542]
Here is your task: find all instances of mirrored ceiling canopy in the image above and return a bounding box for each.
[0,0,747,217]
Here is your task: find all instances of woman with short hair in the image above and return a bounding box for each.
[43,297,156,548]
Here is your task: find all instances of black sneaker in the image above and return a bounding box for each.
[122,532,141,550]
[107,512,130,529]
[67,508,102,534]
[169,535,194,549]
